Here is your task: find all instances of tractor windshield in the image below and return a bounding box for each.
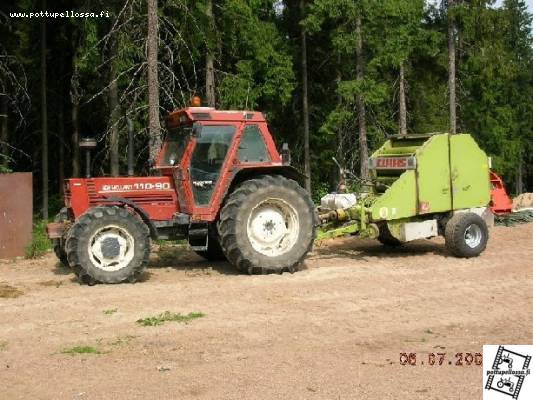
[160,125,190,167]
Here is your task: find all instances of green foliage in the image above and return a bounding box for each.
[136,311,205,327]
[457,0,533,191]
[61,346,101,355]
[25,220,52,259]
[0,163,12,173]
[217,0,295,109]
[2,0,532,207]
[103,308,118,315]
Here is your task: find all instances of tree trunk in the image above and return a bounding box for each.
[399,62,407,136]
[0,95,7,170]
[41,2,48,220]
[147,0,161,166]
[58,101,65,195]
[300,0,311,193]
[448,0,457,135]
[516,156,524,194]
[70,67,80,178]
[205,0,216,107]
[335,54,343,168]
[109,34,120,177]
[70,34,80,178]
[355,15,369,180]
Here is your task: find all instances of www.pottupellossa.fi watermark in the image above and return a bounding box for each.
[9,10,111,19]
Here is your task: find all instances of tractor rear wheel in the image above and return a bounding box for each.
[218,175,315,274]
[377,223,402,247]
[445,212,488,257]
[65,206,150,284]
[194,225,226,261]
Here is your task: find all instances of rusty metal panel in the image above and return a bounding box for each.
[0,172,33,259]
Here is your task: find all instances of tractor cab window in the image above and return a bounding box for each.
[160,125,190,167]
[238,125,270,163]
[190,125,236,205]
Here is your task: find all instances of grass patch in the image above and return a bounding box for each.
[0,283,23,298]
[25,219,52,258]
[0,341,7,351]
[103,308,118,315]
[136,311,205,327]
[61,345,101,355]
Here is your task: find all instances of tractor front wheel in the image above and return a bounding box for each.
[444,212,488,257]
[65,206,150,284]
[218,175,315,274]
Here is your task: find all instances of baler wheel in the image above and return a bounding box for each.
[194,225,226,261]
[218,175,315,274]
[444,212,488,257]
[377,223,403,247]
[65,206,150,284]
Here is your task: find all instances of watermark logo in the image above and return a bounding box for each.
[484,345,532,399]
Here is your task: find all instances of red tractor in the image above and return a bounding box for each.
[47,104,316,284]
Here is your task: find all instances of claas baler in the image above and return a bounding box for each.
[318,133,493,257]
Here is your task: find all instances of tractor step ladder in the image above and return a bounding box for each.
[188,223,209,251]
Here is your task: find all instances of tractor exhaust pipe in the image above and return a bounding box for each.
[127,117,134,176]
[79,137,97,178]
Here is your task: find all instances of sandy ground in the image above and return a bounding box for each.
[0,223,532,400]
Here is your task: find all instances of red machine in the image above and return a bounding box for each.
[48,104,315,285]
[489,171,513,215]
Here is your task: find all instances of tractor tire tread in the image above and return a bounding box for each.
[218,175,316,275]
[444,212,488,258]
[65,206,150,284]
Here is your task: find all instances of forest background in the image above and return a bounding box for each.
[0,0,531,220]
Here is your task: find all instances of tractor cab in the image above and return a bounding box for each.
[156,103,287,220]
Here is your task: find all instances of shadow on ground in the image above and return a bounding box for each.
[47,237,451,284]
[312,236,448,261]
[148,244,238,275]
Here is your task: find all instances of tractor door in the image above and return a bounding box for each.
[187,124,238,216]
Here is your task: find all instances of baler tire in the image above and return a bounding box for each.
[377,224,403,247]
[65,206,150,284]
[218,175,316,275]
[445,212,488,258]
[194,225,226,261]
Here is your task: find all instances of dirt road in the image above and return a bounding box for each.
[1,223,532,399]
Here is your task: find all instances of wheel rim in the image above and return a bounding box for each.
[87,225,135,271]
[246,198,299,257]
[464,223,482,249]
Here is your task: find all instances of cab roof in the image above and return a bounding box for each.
[166,107,266,129]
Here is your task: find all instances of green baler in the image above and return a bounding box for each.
[319,133,493,257]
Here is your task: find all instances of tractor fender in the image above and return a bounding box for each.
[100,196,158,240]
[218,165,308,214]
[231,165,307,186]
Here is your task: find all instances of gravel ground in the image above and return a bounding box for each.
[0,223,532,399]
